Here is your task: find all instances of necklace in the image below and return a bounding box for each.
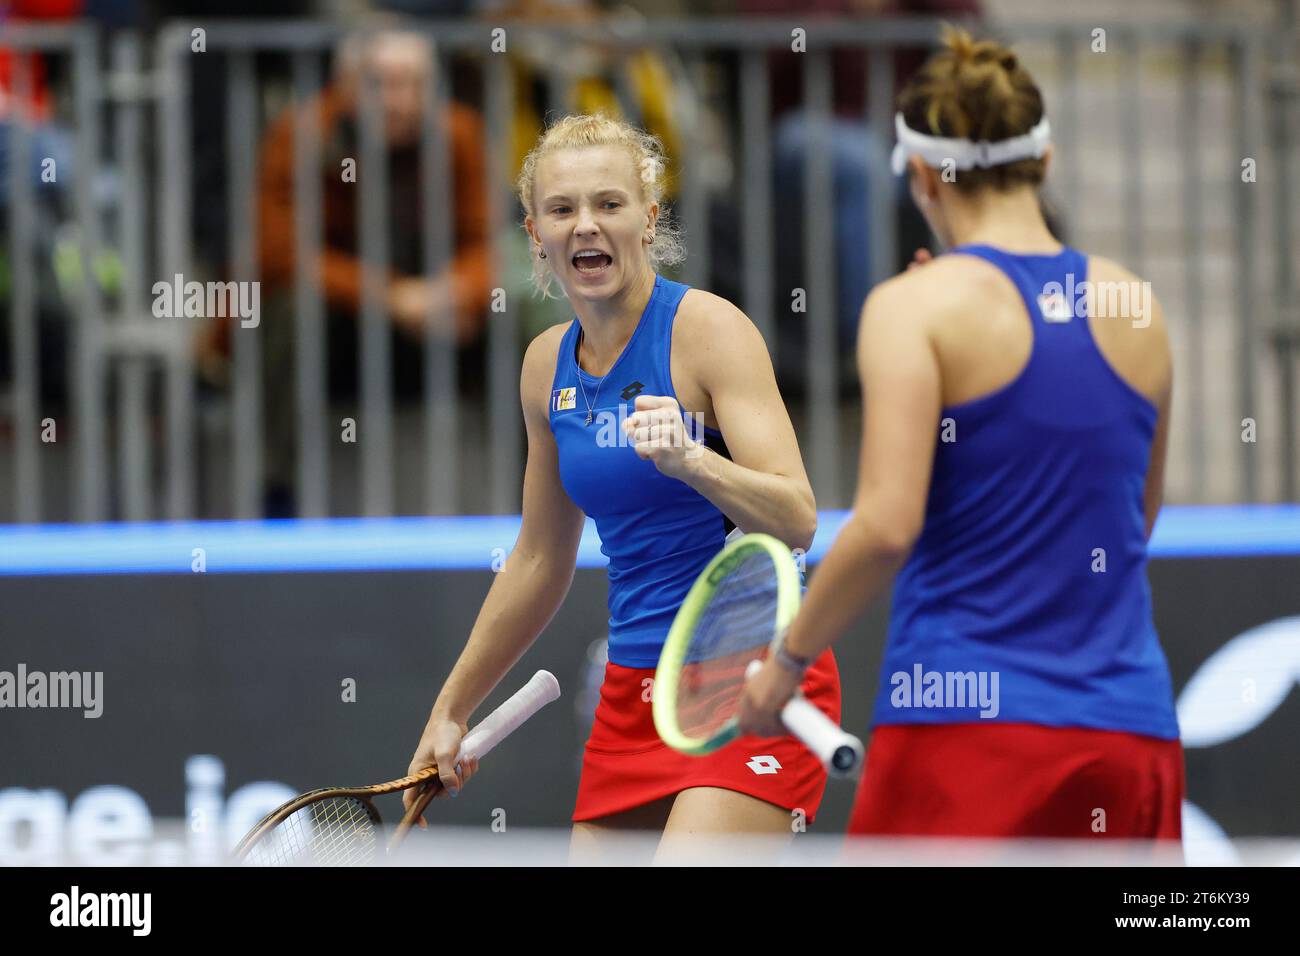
[576,328,605,426]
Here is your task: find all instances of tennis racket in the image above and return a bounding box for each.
[232,669,561,865]
[653,533,864,775]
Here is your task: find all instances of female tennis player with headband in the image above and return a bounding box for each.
[740,26,1184,844]
[404,113,841,861]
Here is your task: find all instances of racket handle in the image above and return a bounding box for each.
[780,696,864,777]
[389,781,440,850]
[391,671,560,852]
[455,669,561,764]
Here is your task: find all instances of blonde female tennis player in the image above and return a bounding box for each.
[740,27,1183,842]
[404,114,840,860]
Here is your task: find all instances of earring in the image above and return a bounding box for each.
[538,247,546,259]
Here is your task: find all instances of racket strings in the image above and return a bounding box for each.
[677,550,780,739]
[244,796,379,866]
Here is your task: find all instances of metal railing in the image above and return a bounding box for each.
[0,15,1296,522]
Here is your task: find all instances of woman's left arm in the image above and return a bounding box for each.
[622,292,816,551]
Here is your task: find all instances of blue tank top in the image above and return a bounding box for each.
[549,274,736,667]
[871,244,1180,740]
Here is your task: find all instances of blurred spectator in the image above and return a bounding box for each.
[257,29,491,344]
[497,0,684,192]
[0,2,78,213]
[0,0,86,410]
[733,0,982,381]
[162,0,313,278]
[372,0,478,12]
[253,28,491,515]
[489,0,717,337]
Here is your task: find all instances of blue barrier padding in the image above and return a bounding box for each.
[0,505,1295,576]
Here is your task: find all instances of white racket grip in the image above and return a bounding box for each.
[780,696,864,777]
[456,670,561,764]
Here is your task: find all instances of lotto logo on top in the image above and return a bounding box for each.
[1037,292,1074,323]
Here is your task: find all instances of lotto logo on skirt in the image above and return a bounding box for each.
[572,650,842,822]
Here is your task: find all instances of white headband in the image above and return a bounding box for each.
[890,112,1052,176]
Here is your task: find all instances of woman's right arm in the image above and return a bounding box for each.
[405,326,585,808]
[1141,295,1172,543]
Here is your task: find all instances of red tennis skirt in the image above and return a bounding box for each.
[572,649,842,823]
[848,721,1185,839]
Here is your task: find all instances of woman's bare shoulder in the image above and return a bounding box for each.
[519,320,573,416]
[863,253,1009,325]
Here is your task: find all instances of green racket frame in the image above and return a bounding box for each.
[653,532,802,755]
